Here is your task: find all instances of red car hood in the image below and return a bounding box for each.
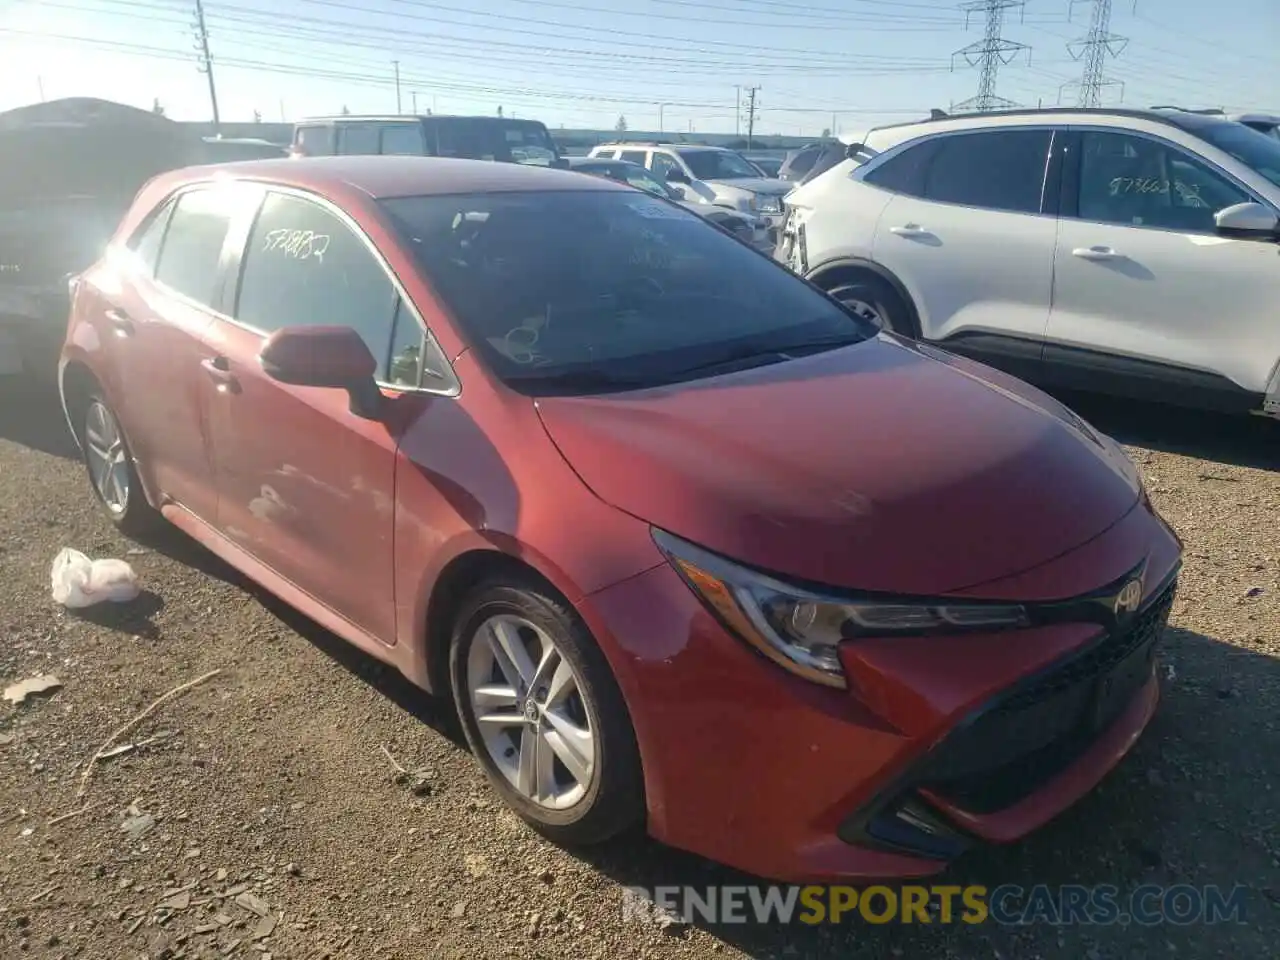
[535,336,1141,596]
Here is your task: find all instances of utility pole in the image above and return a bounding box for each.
[193,0,220,132]
[952,0,1030,112]
[411,90,418,114]
[734,85,741,137]
[36,76,45,102]
[392,60,402,112]
[1065,0,1128,107]
[744,85,760,149]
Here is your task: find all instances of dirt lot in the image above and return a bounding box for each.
[1,378,1277,960]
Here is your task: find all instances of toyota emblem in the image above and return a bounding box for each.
[1114,578,1143,617]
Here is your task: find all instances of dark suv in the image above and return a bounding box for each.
[290,114,566,167]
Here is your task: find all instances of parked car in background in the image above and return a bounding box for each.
[587,141,791,241]
[290,114,567,167]
[0,97,199,379]
[1230,113,1280,141]
[781,107,1280,420]
[199,136,288,162]
[743,155,783,178]
[59,154,1180,882]
[564,156,772,250]
[778,140,841,182]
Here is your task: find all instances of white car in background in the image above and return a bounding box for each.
[779,107,1280,420]
[588,142,793,238]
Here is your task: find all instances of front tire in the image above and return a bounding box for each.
[79,393,159,537]
[827,276,918,338]
[449,577,644,845]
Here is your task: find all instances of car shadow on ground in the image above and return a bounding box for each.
[566,625,1280,958]
[1053,390,1280,472]
[0,375,79,459]
[134,522,467,746]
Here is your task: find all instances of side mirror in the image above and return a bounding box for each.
[665,168,690,184]
[1214,201,1279,239]
[259,325,383,418]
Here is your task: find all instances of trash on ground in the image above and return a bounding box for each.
[51,548,140,608]
[3,674,64,706]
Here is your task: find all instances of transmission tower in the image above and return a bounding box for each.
[1063,0,1129,107]
[952,0,1031,113]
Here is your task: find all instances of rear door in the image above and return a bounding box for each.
[203,188,428,643]
[103,183,252,522]
[868,127,1058,376]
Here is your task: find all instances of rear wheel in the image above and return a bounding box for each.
[80,393,159,537]
[826,275,918,338]
[449,577,644,845]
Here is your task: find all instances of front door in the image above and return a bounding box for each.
[1045,128,1280,407]
[204,189,427,644]
[868,128,1058,375]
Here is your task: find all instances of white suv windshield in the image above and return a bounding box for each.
[679,150,761,180]
[1198,122,1280,189]
[380,190,873,395]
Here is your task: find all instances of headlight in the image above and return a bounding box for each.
[653,529,1029,690]
[755,195,782,214]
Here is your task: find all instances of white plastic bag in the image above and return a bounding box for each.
[50,548,140,608]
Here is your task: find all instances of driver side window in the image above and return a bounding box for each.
[651,152,682,180]
[235,191,423,385]
[1076,131,1249,233]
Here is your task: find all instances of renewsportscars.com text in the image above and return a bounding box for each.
[621,883,1249,927]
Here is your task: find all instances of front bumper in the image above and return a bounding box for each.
[579,501,1182,882]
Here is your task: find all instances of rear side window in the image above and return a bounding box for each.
[153,189,232,306]
[785,145,821,177]
[620,150,647,165]
[922,130,1052,214]
[338,123,381,155]
[863,140,941,196]
[381,124,426,155]
[127,200,175,275]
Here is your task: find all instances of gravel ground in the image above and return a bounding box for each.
[1,377,1277,960]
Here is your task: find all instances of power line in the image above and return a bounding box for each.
[1064,0,1129,107]
[952,1,1031,112]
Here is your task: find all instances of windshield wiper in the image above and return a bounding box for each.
[503,369,656,394]
[669,333,867,380]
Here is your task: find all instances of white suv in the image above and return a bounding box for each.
[588,142,793,234]
[780,108,1280,419]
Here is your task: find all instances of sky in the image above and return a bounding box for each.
[0,0,1275,136]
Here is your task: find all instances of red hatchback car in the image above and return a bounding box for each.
[59,156,1182,882]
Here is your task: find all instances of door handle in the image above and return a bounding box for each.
[1072,246,1124,261]
[104,308,133,338]
[200,356,238,391]
[889,224,931,237]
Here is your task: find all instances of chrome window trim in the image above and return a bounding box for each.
[849,124,1059,220]
[1063,123,1277,237]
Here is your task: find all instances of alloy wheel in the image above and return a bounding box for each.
[465,614,597,810]
[838,297,885,330]
[84,400,130,516]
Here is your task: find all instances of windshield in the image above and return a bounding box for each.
[435,119,559,166]
[380,190,874,395]
[679,149,762,181]
[1198,122,1280,189]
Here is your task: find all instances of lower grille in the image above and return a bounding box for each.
[916,582,1175,813]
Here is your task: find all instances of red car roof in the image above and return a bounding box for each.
[154,155,626,200]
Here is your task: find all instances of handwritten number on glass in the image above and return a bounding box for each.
[262,228,332,263]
